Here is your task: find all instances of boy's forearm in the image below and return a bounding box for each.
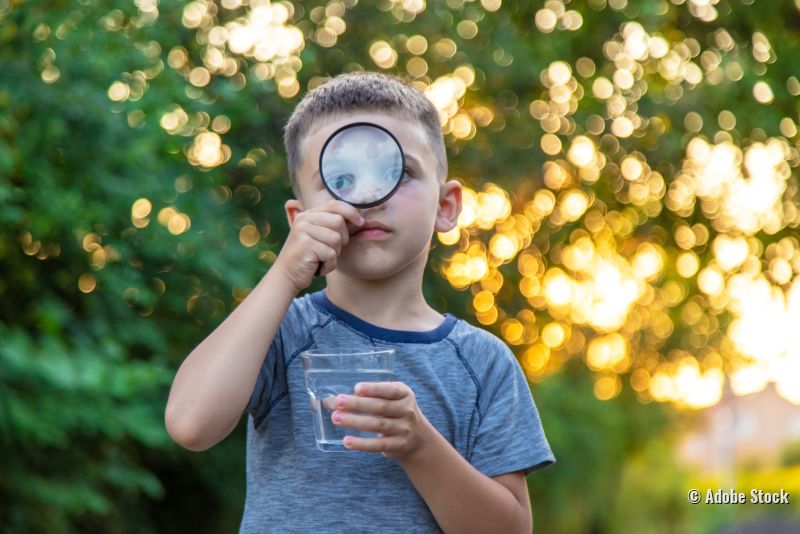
[165,267,297,451]
[399,419,531,534]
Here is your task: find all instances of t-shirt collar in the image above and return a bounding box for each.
[310,289,457,344]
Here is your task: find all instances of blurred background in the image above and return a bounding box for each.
[2,0,800,532]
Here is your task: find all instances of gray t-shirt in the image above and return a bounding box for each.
[240,289,555,533]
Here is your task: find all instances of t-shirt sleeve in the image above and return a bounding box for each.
[246,325,287,428]
[246,294,316,427]
[469,335,556,477]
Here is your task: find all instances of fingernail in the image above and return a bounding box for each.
[355,383,364,395]
[333,411,342,422]
[358,216,365,225]
[343,437,352,448]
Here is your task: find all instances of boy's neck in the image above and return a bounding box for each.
[324,271,444,332]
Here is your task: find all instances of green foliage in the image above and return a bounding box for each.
[1,1,257,530]
[0,325,170,531]
[528,360,677,533]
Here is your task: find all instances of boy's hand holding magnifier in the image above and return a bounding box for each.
[275,122,436,460]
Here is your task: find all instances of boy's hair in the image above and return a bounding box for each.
[283,71,448,199]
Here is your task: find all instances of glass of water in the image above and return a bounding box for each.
[301,347,395,452]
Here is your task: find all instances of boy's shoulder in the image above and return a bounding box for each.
[282,290,320,320]
[445,312,507,347]
[445,314,521,373]
[446,314,526,379]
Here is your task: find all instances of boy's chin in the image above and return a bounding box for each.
[332,260,401,281]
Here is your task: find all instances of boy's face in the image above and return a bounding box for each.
[285,110,461,281]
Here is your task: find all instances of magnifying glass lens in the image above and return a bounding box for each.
[319,123,405,208]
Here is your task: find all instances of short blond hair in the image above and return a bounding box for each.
[282,71,447,198]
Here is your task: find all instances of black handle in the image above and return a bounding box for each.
[314,263,322,277]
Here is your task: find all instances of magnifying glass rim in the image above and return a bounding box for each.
[318,121,406,209]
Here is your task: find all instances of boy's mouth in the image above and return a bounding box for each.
[350,221,392,239]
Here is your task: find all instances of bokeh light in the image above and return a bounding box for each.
[430,11,800,407]
[83,0,800,415]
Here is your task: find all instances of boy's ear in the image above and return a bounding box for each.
[434,179,462,233]
[284,198,304,227]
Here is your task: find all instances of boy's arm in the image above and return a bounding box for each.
[399,422,532,534]
[164,267,296,451]
[331,382,538,533]
[165,199,364,451]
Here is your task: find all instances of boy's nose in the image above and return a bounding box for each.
[359,197,388,215]
[351,186,385,205]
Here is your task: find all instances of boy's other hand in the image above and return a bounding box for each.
[273,199,364,293]
[331,382,435,461]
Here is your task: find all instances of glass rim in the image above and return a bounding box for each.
[301,348,395,357]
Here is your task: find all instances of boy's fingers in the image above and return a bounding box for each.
[321,396,338,412]
[298,212,349,243]
[332,411,398,434]
[334,395,403,417]
[343,435,401,454]
[308,241,337,276]
[315,199,364,227]
[354,381,409,400]
[304,224,345,255]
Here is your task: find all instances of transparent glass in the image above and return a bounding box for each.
[301,347,395,452]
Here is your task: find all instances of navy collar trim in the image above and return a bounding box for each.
[310,289,457,344]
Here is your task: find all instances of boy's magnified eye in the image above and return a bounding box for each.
[332,173,355,190]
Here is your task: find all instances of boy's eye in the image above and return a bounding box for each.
[383,167,414,183]
[332,173,355,190]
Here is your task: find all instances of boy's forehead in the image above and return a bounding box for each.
[305,111,427,157]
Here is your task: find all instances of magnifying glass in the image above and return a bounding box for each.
[313,121,406,276]
[320,121,406,207]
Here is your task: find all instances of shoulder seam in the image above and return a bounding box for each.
[284,315,335,369]
[253,316,335,428]
[444,337,483,424]
[311,296,408,345]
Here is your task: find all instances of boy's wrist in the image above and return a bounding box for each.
[398,413,440,469]
[249,263,302,308]
[268,259,305,296]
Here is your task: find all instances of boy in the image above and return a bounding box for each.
[165,71,555,533]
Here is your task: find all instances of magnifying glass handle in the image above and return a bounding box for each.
[314,263,322,277]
